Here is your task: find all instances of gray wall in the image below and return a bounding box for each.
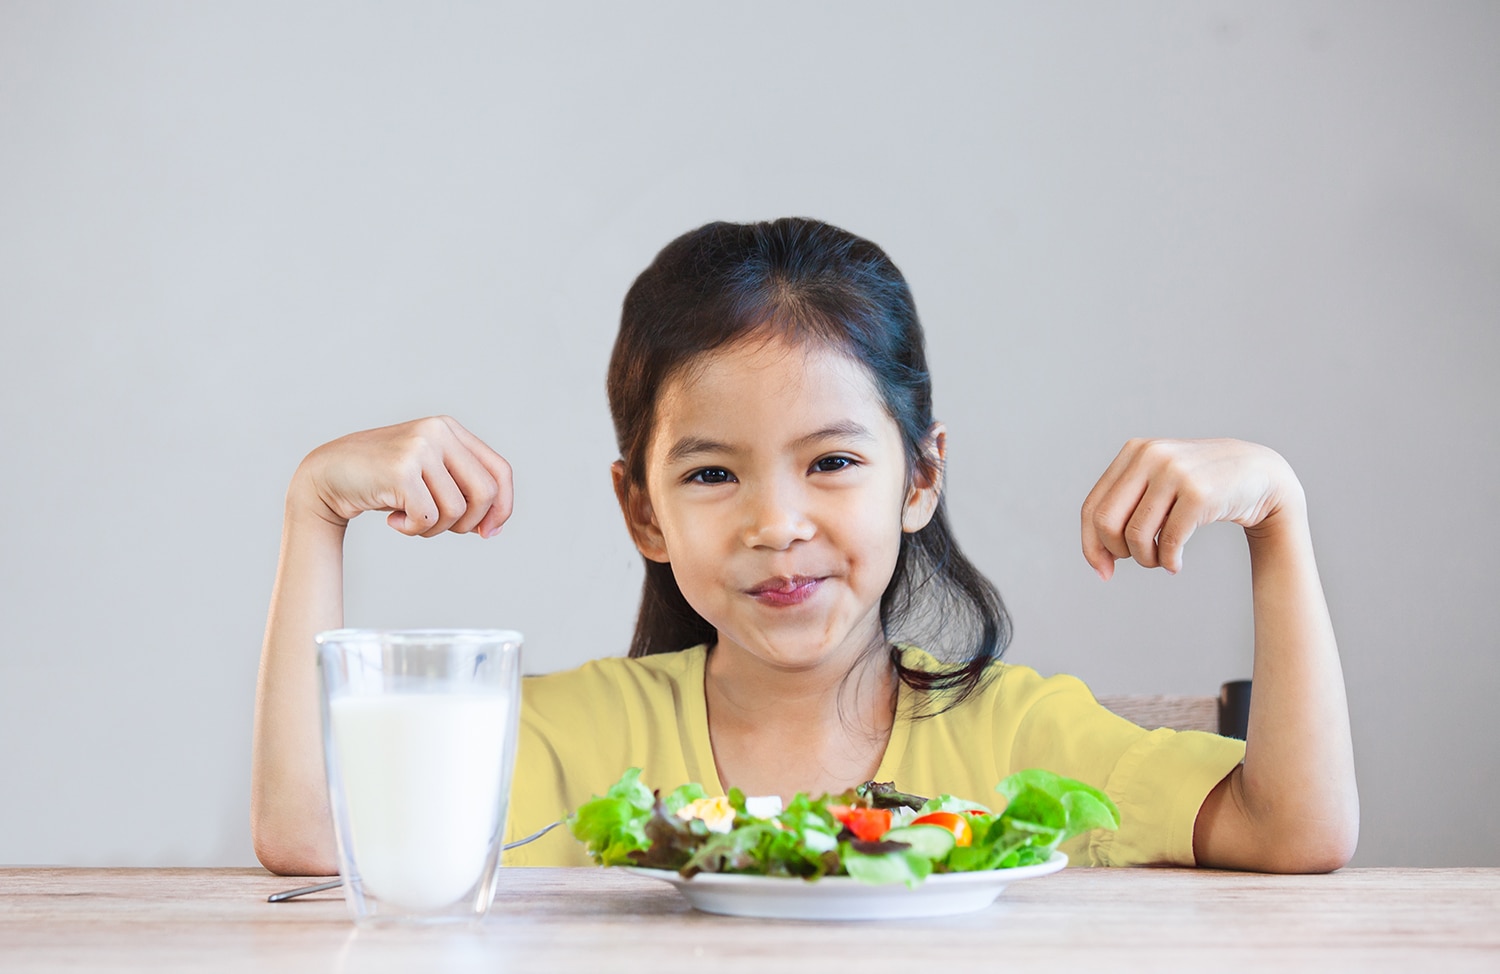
[2,2,1496,867]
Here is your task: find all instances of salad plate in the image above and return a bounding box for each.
[623,851,1067,920]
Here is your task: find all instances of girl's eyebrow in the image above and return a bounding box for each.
[663,421,875,465]
[791,420,876,450]
[664,435,729,465]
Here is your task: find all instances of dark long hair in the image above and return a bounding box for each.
[606,218,1011,712]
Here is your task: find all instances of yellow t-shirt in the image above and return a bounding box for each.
[503,645,1245,868]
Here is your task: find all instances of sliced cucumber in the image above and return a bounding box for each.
[880,824,957,861]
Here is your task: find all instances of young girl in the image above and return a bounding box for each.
[251,218,1358,876]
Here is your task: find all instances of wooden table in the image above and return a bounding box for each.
[2,867,1497,972]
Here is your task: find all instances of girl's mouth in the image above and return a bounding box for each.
[745,576,824,607]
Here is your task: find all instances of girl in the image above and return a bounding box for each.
[251,218,1358,875]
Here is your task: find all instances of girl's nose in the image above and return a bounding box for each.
[741,482,815,550]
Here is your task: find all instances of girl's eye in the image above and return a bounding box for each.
[812,456,855,473]
[688,467,734,485]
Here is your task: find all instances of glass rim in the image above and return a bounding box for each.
[314,628,524,646]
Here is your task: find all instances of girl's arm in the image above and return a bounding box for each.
[1080,438,1359,873]
[250,416,513,876]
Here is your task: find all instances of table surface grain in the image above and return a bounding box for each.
[2,866,1497,973]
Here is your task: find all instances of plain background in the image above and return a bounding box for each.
[2,2,1496,868]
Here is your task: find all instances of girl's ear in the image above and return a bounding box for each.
[902,424,947,534]
[611,460,670,563]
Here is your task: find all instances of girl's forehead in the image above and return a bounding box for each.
[666,336,882,408]
[649,336,899,453]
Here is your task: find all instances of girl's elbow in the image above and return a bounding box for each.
[251,809,338,877]
[1259,816,1360,874]
[1306,820,1360,873]
[254,845,310,878]
[253,834,337,878]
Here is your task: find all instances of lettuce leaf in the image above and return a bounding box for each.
[842,840,932,886]
[565,767,656,866]
[948,768,1122,871]
[997,768,1120,841]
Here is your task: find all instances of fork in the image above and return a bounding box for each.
[266,820,564,903]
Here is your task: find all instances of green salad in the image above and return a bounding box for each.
[567,768,1120,886]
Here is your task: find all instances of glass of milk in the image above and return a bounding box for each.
[315,628,523,924]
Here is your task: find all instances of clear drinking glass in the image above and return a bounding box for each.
[315,628,523,924]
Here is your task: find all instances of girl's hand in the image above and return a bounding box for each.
[290,416,513,539]
[1080,438,1304,580]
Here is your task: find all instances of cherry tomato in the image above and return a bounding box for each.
[911,811,974,847]
[829,805,894,842]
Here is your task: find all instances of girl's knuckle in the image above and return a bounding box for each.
[1139,439,1173,462]
[415,416,449,439]
[396,455,425,484]
[471,477,499,507]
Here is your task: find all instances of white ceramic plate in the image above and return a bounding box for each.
[623,851,1066,920]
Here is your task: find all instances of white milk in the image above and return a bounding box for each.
[329,692,510,912]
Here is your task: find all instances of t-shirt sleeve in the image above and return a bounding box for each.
[1003,669,1246,867]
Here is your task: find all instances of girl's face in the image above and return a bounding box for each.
[618,334,943,674]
